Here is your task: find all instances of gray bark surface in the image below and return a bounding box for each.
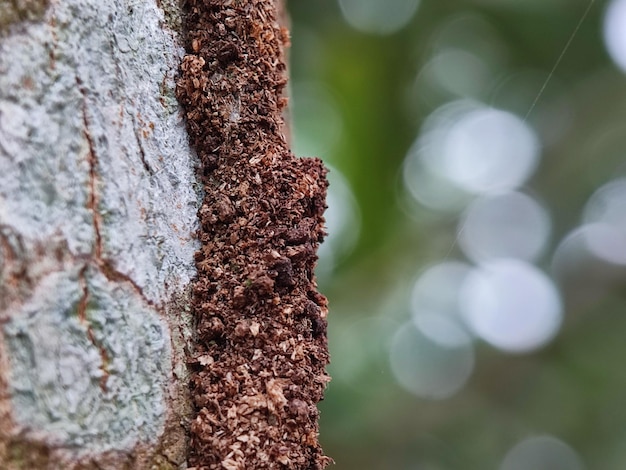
[0,1,199,468]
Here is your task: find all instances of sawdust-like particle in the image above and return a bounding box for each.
[176,0,332,468]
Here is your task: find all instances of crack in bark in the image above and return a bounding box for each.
[77,75,103,262]
[77,266,110,393]
[76,76,157,309]
[0,226,28,287]
[75,76,166,394]
[131,112,154,175]
[99,259,156,307]
[47,1,58,70]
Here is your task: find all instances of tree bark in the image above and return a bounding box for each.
[0,0,330,469]
[0,0,199,468]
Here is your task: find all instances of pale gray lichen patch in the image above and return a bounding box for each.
[0,0,199,463]
[3,267,170,451]
[0,0,199,305]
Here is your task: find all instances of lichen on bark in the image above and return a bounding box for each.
[0,0,200,467]
[176,0,332,468]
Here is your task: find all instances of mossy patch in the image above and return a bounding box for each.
[5,440,51,469]
[0,0,49,33]
[156,0,182,34]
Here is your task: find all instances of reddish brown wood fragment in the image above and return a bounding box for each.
[176,1,332,468]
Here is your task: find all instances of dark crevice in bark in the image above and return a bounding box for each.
[77,76,103,261]
[77,266,111,392]
[76,77,159,309]
[131,112,155,175]
[76,77,169,395]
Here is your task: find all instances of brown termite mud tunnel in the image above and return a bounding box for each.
[176,0,332,468]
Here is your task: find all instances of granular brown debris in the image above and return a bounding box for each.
[176,1,331,468]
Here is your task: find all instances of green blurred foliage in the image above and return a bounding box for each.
[288,1,626,469]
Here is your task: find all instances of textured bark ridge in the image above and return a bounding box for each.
[176,1,332,468]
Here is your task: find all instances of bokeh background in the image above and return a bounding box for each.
[287,1,626,469]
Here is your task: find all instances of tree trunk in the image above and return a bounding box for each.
[0,0,330,469]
